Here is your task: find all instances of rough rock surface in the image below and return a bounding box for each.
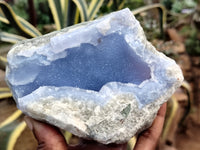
[6,8,183,144]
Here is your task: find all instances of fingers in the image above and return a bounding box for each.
[24,116,67,150]
[68,139,127,150]
[24,116,127,150]
[134,103,167,150]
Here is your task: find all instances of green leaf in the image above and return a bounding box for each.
[62,0,79,27]
[0,1,41,38]
[178,81,192,126]
[64,131,72,144]
[127,136,137,150]
[109,0,125,11]
[0,55,7,70]
[0,110,22,128]
[0,8,9,24]
[0,88,11,100]
[88,0,104,20]
[118,0,126,10]
[48,0,77,29]
[0,87,10,92]
[0,31,25,69]
[48,0,62,30]
[0,92,12,100]
[72,0,88,22]
[17,16,41,37]
[161,95,178,141]
[161,81,192,142]
[0,110,25,150]
[107,0,113,9]
[0,32,26,43]
[74,7,80,24]
[60,0,68,27]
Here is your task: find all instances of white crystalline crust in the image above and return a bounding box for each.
[6,8,184,144]
[19,86,159,144]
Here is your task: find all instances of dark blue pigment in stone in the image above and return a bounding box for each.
[14,33,151,98]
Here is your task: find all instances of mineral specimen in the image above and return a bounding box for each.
[6,8,183,144]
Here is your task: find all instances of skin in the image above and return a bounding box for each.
[24,103,167,150]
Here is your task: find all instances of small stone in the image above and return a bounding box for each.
[6,8,183,144]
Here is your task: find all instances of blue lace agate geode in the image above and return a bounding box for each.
[6,8,183,144]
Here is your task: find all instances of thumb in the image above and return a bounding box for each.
[24,116,67,150]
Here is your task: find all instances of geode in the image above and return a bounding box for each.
[6,8,183,144]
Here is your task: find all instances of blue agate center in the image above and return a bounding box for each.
[12,33,151,98]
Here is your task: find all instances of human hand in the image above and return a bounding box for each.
[24,103,166,150]
[134,102,167,150]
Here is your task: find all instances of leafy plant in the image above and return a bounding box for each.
[0,1,42,38]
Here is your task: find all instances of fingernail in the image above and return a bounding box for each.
[24,116,33,130]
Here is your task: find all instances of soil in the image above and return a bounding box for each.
[175,112,200,150]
